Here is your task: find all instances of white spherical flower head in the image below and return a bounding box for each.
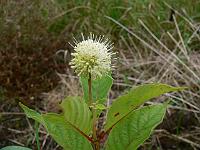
[70,34,114,79]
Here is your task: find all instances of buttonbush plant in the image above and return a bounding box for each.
[5,34,185,150]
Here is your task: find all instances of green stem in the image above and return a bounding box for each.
[88,73,92,106]
[88,73,99,150]
[34,121,40,150]
[92,109,97,144]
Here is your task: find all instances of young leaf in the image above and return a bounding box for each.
[60,96,92,135]
[80,74,113,103]
[105,104,167,150]
[94,103,108,110]
[0,146,32,150]
[19,103,93,150]
[105,83,185,130]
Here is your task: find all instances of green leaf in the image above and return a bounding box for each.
[94,103,108,110]
[105,104,167,150]
[19,103,43,123]
[19,103,92,150]
[0,146,31,150]
[91,103,109,117]
[60,96,92,135]
[80,74,113,104]
[105,83,185,130]
[42,113,92,150]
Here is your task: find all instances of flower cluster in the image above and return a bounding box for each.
[70,34,114,79]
